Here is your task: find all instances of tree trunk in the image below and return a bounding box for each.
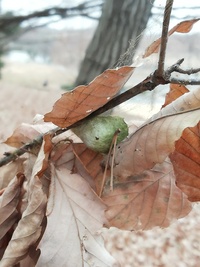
[74,0,155,86]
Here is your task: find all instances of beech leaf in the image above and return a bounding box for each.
[162,83,189,108]
[0,133,54,266]
[103,159,192,230]
[37,164,118,267]
[0,177,47,267]
[0,160,24,190]
[44,66,134,128]
[4,123,40,148]
[4,119,56,149]
[170,123,200,202]
[72,143,104,195]
[66,131,192,231]
[30,134,52,180]
[114,88,200,179]
[0,173,25,240]
[143,18,200,58]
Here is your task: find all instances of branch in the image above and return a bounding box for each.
[157,0,174,77]
[1,135,44,167]
[172,66,200,75]
[1,60,200,167]
[80,13,99,20]
[164,58,200,84]
[0,76,157,167]
[0,1,103,32]
[169,78,200,85]
[154,5,200,10]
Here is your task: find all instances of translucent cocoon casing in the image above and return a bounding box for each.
[72,116,129,153]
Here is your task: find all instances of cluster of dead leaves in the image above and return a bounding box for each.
[0,19,200,267]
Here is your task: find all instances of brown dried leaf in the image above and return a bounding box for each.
[0,173,25,240]
[103,159,191,230]
[4,123,40,148]
[0,177,47,267]
[143,19,200,58]
[72,143,104,191]
[30,134,52,180]
[44,66,134,128]
[0,134,53,266]
[52,142,104,195]
[171,19,200,33]
[69,145,191,230]
[114,88,200,179]
[19,251,40,267]
[170,123,200,202]
[162,83,189,108]
[0,160,24,190]
[37,164,118,267]
[4,119,55,149]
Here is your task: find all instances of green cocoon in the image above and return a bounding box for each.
[72,116,128,153]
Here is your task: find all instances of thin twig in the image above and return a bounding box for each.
[157,0,174,77]
[166,58,185,75]
[173,67,200,75]
[0,135,43,167]
[154,5,200,10]
[169,78,200,85]
[165,58,200,84]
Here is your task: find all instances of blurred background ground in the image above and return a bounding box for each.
[0,12,200,267]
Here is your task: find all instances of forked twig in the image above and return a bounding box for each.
[166,58,200,84]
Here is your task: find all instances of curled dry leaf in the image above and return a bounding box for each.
[114,88,200,179]
[18,251,40,267]
[72,143,104,191]
[30,134,52,180]
[150,87,200,120]
[170,123,200,202]
[0,160,24,190]
[0,173,25,240]
[103,159,191,230]
[161,84,200,201]
[37,164,118,267]
[143,18,200,58]
[44,66,134,128]
[4,123,40,148]
[0,177,47,267]
[0,134,53,266]
[4,119,56,149]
